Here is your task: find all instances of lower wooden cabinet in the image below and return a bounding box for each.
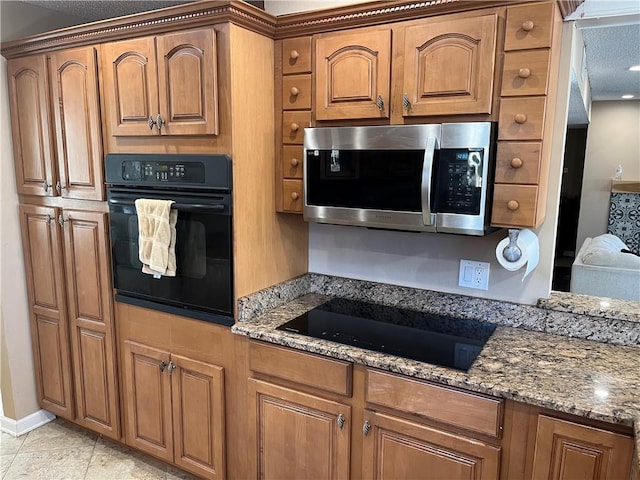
[122,340,226,479]
[248,379,351,480]
[362,410,500,480]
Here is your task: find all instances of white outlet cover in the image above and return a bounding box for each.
[458,260,490,290]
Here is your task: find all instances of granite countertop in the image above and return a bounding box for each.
[232,292,640,467]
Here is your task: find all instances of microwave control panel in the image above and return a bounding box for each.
[434,148,485,215]
[121,160,206,183]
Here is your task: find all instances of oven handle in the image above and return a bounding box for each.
[108,198,226,213]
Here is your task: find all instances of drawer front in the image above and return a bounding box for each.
[504,3,554,51]
[282,146,303,179]
[365,369,503,438]
[494,141,542,184]
[501,50,550,96]
[282,111,311,145]
[250,341,352,396]
[498,97,546,141]
[283,74,312,110]
[491,184,538,227]
[282,37,312,74]
[282,179,304,213]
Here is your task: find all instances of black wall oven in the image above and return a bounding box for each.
[105,154,234,326]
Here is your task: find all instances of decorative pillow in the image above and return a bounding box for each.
[581,234,640,269]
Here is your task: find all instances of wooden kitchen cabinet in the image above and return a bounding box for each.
[122,340,226,479]
[19,205,120,437]
[101,28,218,137]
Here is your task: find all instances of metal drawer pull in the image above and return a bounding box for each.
[45,214,53,225]
[376,95,384,111]
[402,93,410,110]
[156,114,165,132]
[160,360,167,372]
[363,420,371,436]
[337,414,345,429]
[148,116,156,130]
[58,215,68,227]
[43,180,51,193]
[167,360,176,375]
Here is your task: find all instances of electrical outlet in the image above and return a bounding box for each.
[458,260,490,290]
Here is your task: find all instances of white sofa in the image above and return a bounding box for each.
[570,234,640,301]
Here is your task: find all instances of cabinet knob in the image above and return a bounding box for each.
[290,86,299,96]
[510,157,524,169]
[43,180,51,193]
[290,158,299,167]
[337,414,345,429]
[363,420,371,436]
[156,114,165,132]
[148,115,156,130]
[45,214,53,225]
[521,20,535,32]
[402,93,410,110]
[514,113,527,125]
[507,200,520,211]
[290,123,299,132]
[518,67,531,79]
[58,214,68,227]
[290,192,299,200]
[376,95,384,112]
[290,50,300,60]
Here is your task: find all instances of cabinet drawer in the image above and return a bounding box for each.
[501,50,550,96]
[283,74,312,110]
[494,141,542,185]
[365,369,503,438]
[491,184,538,227]
[282,37,312,74]
[250,341,352,396]
[504,3,554,51]
[498,97,546,141]
[282,111,311,145]
[282,179,304,213]
[282,146,303,179]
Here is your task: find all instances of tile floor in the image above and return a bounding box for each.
[0,419,199,479]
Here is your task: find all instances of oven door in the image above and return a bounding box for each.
[107,188,233,325]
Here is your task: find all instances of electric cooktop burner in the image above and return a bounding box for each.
[276,298,496,371]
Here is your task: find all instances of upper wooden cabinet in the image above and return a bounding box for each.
[315,26,392,120]
[401,14,497,116]
[101,28,218,136]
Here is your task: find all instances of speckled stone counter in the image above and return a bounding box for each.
[539,291,640,323]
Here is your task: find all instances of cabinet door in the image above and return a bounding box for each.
[122,341,173,461]
[531,416,634,480]
[315,27,391,120]
[62,210,119,439]
[362,410,500,480]
[7,56,55,196]
[402,14,497,116]
[101,36,159,136]
[156,28,219,135]
[49,47,104,200]
[19,205,74,419]
[249,379,351,480]
[171,355,225,479]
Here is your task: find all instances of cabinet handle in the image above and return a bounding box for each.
[45,214,53,225]
[148,115,156,130]
[376,95,384,111]
[514,113,528,124]
[337,414,345,429]
[156,114,165,132]
[507,200,520,211]
[55,181,67,193]
[290,123,299,132]
[290,192,299,200]
[290,50,300,60]
[290,86,299,96]
[159,360,167,372]
[510,157,524,169]
[290,158,299,167]
[521,20,535,32]
[402,93,410,110]
[518,67,531,79]
[167,360,176,375]
[58,215,68,227]
[43,180,51,193]
[363,420,371,436]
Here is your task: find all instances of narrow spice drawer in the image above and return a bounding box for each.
[498,97,546,141]
[504,2,554,51]
[501,50,550,96]
[494,141,542,184]
[282,36,312,74]
[282,179,304,213]
[491,184,538,227]
[365,369,504,438]
[282,111,311,145]
[283,74,312,110]
[250,341,352,396]
[282,145,303,179]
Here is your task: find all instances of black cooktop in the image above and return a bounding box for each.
[276,298,496,371]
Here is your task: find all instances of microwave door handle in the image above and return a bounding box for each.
[421,136,438,226]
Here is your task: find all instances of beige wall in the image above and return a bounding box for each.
[576,100,640,251]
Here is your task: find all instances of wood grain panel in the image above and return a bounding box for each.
[491,184,538,227]
[172,355,225,479]
[76,329,110,425]
[35,315,73,414]
[366,369,503,438]
[282,74,312,110]
[7,55,55,196]
[501,49,550,97]
[282,37,312,75]
[504,2,554,51]
[250,341,352,396]
[282,145,303,179]
[494,141,542,185]
[282,179,304,213]
[498,97,546,140]
[282,110,311,144]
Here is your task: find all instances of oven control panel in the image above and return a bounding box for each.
[121,161,205,183]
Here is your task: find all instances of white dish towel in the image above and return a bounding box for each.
[134,199,177,277]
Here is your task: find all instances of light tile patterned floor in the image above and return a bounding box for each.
[0,419,199,479]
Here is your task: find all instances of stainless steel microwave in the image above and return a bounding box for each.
[303,122,496,236]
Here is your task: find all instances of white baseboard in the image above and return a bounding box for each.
[1,410,55,437]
